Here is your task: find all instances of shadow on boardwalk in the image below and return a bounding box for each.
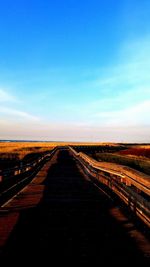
[1,149,150,266]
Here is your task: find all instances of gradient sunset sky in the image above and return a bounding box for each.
[0,0,150,142]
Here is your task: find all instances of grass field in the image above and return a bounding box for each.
[0,141,116,158]
[1,142,150,175]
[72,143,150,176]
[95,151,150,175]
[116,146,150,159]
[0,142,58,170]
[0,142,57,158]
[0,141,102,170]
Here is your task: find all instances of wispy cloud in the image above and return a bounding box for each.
[0,36,150,142]
[0,88,40,122]
[93,100,150,127]
[0,107,40,121]
[0,118,149,142]
[92,37,150,92]
[66,36,150,130]
[0,88,17,102]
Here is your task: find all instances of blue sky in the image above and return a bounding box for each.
[0,0,150,142]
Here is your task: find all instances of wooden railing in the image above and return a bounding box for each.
[0,147,58,182]
[69,147,150,227]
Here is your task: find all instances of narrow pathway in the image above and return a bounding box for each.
[1,149,150,266]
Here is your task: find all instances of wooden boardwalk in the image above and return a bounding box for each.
[0,149,150,266]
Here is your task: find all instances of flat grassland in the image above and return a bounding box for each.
[0,142,150,175]
[70,143,150,175]
[116,145,150,159]
[94,145,150,175]
[0,142,58,170]
[0,141,112,158]
[0,142,57,157]
[0,141,101,170]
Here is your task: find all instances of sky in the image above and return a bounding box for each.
[0,0,150,142]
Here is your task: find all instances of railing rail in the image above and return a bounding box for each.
[69,146,150,227]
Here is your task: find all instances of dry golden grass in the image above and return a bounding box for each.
[0,141,114,152]
[0,142,55,152]
[1,141,147,160]
[133,145,150,149]
[0,142,57,160]
[0,141,115,160]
